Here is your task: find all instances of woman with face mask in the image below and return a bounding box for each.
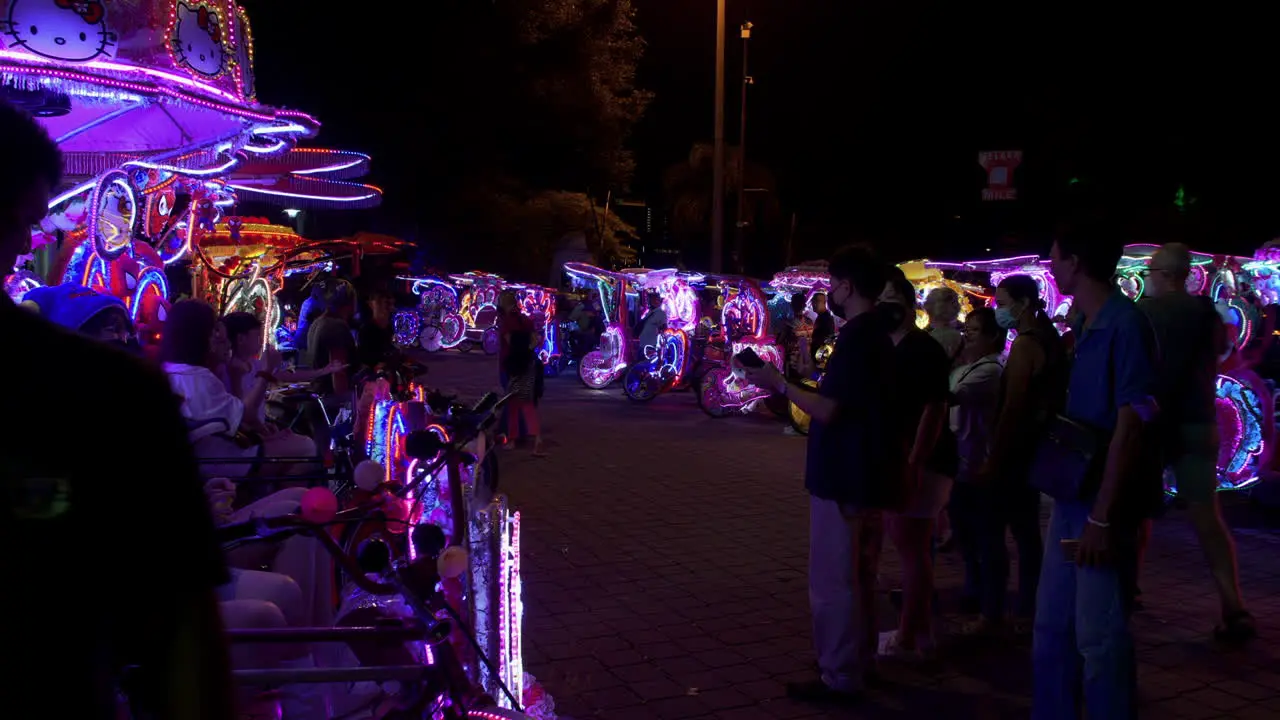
[970,274,1069,635]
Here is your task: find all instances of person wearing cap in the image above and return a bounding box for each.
[1138,242,1254,642]
[22,282,137,352]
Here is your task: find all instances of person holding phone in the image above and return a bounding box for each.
[742,246,900,704]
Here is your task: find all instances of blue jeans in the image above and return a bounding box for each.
[1032,500,1138,720]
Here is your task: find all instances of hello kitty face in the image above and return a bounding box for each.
[170,2,224,77]
[2,0,117,62]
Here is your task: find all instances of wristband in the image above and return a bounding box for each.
[1086,515,1111,529]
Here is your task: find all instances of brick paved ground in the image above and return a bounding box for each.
[426,352,1280,720]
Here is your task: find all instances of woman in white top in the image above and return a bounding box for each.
[161,300,318,478]
[222,311,343,434]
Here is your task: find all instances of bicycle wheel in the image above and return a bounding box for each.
[420,324,444,352]
[481,326,501,355]
[698,367,734,418]
[623,365,660,402]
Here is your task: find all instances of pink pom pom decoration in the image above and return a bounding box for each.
[300,487,339,524]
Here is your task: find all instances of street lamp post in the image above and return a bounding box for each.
[734,21,752,274]
[710,0,727,273]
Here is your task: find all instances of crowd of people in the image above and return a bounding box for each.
[742,233,1256,718]
[0,97,1265,720]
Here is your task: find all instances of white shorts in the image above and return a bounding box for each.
[899,470,954,519]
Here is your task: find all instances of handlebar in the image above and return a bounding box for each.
[403,391,512,465]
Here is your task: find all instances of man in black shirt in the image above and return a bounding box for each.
[745,246,898,704]
[0,102,233,719]
[357,289,398,370]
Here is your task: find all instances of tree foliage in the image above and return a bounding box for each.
[662,143,781,269]
[446,188,637,281]
[410,0,651,278]
[417,0,650,195]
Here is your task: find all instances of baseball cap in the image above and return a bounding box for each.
[22,283,131,332]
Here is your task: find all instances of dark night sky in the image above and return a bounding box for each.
[244,1,1279,264]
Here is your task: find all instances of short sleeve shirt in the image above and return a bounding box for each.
[804,312,903,509]
[0,298,227,718]
[1138,293,1219,426]
[1067,292,1161,517]
[894,329,959,476]
[1067,292,1157,432]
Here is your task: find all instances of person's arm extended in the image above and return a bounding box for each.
[277,359,341,383]
[782,382,839,424]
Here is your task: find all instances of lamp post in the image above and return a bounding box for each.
[710,0,726,273]
[733,21,753,275]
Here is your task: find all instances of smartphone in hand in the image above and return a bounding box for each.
[734,347,766,369]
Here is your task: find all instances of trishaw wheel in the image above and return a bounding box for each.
[623,365,659,402]
[481,326,501,355]
[419,325,443,352]
[699,367,734,418]
[440,312,466,347]
[579,351,615,389]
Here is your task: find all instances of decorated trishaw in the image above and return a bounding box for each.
[450,271,506,355]
[618,268,706,402]
[563,261,634,389]
[355,381,556,717]
[697,275,787,418]
[393,274,468,352]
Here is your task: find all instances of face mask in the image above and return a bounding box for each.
[994,307,1020,330]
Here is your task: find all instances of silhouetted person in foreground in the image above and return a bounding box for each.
[0,101,234,718]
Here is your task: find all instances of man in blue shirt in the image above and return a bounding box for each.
[1036,222,1160,720]
[745,246,899,704]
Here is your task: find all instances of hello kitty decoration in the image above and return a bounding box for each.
[167,0,224,77]
[1,0,119,62]
[2,0,260,102]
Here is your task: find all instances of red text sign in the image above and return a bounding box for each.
[979,150,1022,201]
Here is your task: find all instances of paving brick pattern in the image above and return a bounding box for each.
[426,353,1280,719]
